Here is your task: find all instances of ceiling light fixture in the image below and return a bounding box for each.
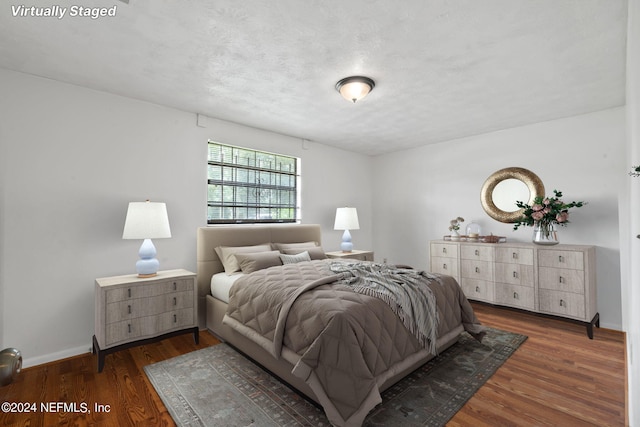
[335,76,375,103]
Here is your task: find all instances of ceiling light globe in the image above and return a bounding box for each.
[335,76,375,103]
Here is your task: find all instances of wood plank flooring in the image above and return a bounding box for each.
[0,303,626,426]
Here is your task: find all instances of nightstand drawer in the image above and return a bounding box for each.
[106,290,194,323]
[105,278,193,303]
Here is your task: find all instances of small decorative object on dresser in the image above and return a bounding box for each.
[448,216,464,241]
[430,240,599,338]
[513,190,586,245]
[325,249,374,261]
[466,221,482,241]
[93,269,198,372]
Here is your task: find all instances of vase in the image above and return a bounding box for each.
[450,229,460,241]
[532,222,559,245]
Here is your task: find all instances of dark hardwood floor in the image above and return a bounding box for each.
[0,303,626,426]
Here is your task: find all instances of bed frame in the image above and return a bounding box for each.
[196,223,462,405]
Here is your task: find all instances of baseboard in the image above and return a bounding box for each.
[22,344,91,369]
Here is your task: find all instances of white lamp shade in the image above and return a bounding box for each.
[334,207,360,230]
[122,201,172,239]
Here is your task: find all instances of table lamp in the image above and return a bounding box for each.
[334,207,359,252]
[122,200,171,277]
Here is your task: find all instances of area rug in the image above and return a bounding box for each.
[144,327,526,426]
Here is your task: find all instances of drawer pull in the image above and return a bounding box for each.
[512,271,518,278]
[128,323,131,333]
[173,281,177,291]
[475,267,480,273]
[475,286,480,292]
[560,299,565,307]
[513,252,518,259]
[559,276,565,284]
[513,292,519,300]
[173,297,177,306]
[475,249,479,256]
[128,305,131,314]
[442,263,447,270]
[173,314,177,323]
[442,248,447,254]
[558,255,565,263]
[128,288,131,298]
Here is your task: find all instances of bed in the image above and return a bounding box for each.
[196,224,484,427]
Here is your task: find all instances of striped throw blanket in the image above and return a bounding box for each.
[329,262,440,355]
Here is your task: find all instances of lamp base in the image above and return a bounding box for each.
[340,230,354,252]
[137,272,158,278]
[135,239,160,277]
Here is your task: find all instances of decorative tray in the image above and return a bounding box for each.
[442,235,507,243]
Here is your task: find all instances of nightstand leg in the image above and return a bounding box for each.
[192,327,200,345]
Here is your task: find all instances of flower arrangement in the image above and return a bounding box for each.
[513,190,586,230]
[630,165,640,178]
[448,217,464,232]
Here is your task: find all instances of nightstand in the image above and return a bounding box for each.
[326,250,374,261]
[93,269,198,372]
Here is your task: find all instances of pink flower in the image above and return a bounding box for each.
[532,211,545,220]
[543,198,551,205]
[543,207,551,214]
[532,204,544,211]
[556,212,569,223]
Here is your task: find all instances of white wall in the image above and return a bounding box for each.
[0,69,372,366]
[372,108,626,330]
[624,0,640,424]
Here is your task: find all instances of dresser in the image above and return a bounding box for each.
[93,269,198,372]
[326,250,374,261]
[429,240,598,338]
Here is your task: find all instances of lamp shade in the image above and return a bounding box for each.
[334,207,359,230]
[122,201,171,240]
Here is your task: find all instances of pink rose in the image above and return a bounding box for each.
[556,212,569,223]
[532,211,545,220]
[532,204,544,211]
[543,198,551,205]
[543,207,551,214]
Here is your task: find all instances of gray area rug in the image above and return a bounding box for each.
[144,327,526,426]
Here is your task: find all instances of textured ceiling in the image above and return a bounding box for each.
[0,0,628,155]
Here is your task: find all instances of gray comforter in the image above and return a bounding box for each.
[222,260,484,427]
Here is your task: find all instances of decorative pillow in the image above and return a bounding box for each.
[272,241,318,251]
[214,244,272,274]
[279,251,311,264]
[234,251,283,274]
[282,246,326,260]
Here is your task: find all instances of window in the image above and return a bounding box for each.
[207,142,300,224]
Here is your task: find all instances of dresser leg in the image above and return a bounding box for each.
[93,335,105,372]
[192,327,200,345]
[587,313,600,339]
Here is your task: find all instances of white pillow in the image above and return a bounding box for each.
[215,244,272,274]
[279,251,311,264]
[272,241,318,251]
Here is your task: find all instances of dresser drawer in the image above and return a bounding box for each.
[539,289,586,320]
[106,279,193,303]
[106,290,194,323]
[461,278,494,302]
[539,267,584,294]
[461,259,493,281]
[431,256,458,276]
[495,263,534,286]
[431,242,458,258]
[538,250,584,270]
[461,245,493,261]
[495,247,534,265]
[495,283,535,310]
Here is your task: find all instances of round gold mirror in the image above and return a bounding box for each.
[481,167,545,223]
